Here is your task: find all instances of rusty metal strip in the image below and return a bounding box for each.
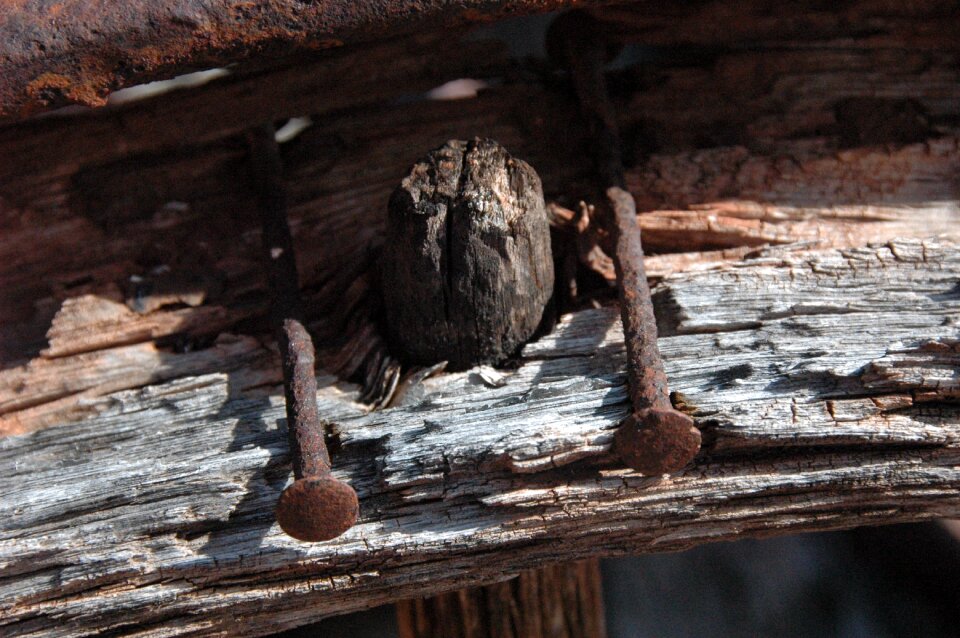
[0,0,609,119]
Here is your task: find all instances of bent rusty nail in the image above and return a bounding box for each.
[549,11,702,475]
[246,123,358,541]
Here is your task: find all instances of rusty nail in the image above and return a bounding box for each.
[605,187,702,475]
[549,12,702,475]
[246,123,359,541]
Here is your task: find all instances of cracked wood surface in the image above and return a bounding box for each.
[3,127,958,434]
[1,4,959,634]
[2,238,959,637]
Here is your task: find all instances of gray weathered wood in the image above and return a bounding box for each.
[1,238,958,637]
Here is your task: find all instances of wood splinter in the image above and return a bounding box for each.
[549,11,702,475]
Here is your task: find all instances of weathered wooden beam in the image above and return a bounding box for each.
[592,0,959,44]
[1,238,958,637]
[3,0,960,192]
[1,8,958,633]
[4,128,957,434]
[0,33,509,188]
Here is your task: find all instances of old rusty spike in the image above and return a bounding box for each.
[548,11,702,475]
[246,123,358,541]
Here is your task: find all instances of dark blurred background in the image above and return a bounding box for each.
[281,523,960,638]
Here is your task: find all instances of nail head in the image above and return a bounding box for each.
[615,408,701,475]
[276,476,359,542]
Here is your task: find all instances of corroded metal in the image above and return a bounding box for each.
[247,123,358,542]
[605,186,702,475]
[549,10,701,475]
[0,0,607,119]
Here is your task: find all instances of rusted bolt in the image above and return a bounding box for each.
[246,124,358,541]
[549,12,702,475]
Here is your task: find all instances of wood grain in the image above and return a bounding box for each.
[1,239,958,637]
[1,5,959,635]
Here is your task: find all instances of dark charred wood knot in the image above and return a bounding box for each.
[381,138,554,372]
